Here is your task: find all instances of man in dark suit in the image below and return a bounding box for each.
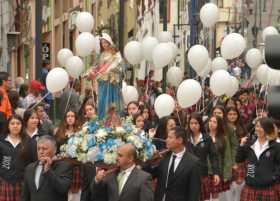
[21,135,73,201]
[91,144,154,201]
[153,127,201,201]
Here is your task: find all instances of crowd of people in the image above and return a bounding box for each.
[0,33,280,201]
[0,65,279,201]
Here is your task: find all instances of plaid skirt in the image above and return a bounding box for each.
[274,183,280,195]
[199,176,211,201]
[70,166,81,193]
[209,175,224,194]
[232,163,246,182]
[0,178,21,201]
[240,185,278,201]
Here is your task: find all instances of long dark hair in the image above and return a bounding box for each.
[23,109,39,129]
[256,117,277,141]
[132,112,143,125]
[6,115,30,160]
[208,115,226,154]
[226,106,247,139]
[211,105,226,120]
[56,110,80,145]
[187,113,205,136]
[155,116,177,139]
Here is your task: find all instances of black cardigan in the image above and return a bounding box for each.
[0,135,37,184]
[236,139,280,188]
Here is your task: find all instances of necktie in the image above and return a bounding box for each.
[167,155,177,186]
[117,171,126,194]
[35,162,43,189]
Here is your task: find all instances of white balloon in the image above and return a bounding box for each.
[46,67,69,93]
[124,41,143,65]
[267,68,280,86]
[245,48,263,69]
[200,3,219,28]
[256,64,270,85]
[57,49,73,67]
[211,57,228,71]
[177,79,202,108]
[65,56,85,78]
[141,36,159,62]
[221,33,246,59]
[197,59,211,77]
[262,26,279,42]
[75,12,94,33]
[158,31,173,42]
[187,45,209,72]
[153,69,163,81]
[75,32,95,57]
[121,81,128,96]
[167,66,183,86]
[210,70,231,96]
[154,94,175,118]
[152,43,173,69]
[122,85,139,105]
[226,76,239,97]
[167,42,178,59]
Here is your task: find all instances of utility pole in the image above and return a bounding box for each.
[119,0,125,54]
[162,0,168,92]
[35,0,42,79]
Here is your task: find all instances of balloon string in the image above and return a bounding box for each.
[200,96,218,114]
[176,109,182,127]
[30,92,51,110]
[145,62,150,98]
[64,79,76,113]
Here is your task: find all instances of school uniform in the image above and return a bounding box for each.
[0,135,36,201]
[236,138,280,201]
[274,138,280,197]
[187,133,219,201]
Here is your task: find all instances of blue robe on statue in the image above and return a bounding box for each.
[90,51,123,121]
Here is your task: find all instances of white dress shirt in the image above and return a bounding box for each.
[190,133,204,146]
[251,139,269,160]
[29,128,39,139]
[168,147,186,175]
[35,162,43,189]
[118,165,135,193]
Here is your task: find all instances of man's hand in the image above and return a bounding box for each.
[41,157,53,172]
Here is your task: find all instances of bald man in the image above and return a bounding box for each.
[91,144,154,201]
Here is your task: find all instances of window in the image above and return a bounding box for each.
[159,0,170,23]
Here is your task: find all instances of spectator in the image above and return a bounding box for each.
[33,103,54,136]
[59,81,81,119]
[8,90,25,117]
[19,83,29,107]
[22,80,45,109]
[0,71,12,118]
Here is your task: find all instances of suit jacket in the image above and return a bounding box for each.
[21,160,73,201]
[91,167,154,201]
[154,151,201,201]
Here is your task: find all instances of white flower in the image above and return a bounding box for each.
[104,151,117,164]
[115,127,126,134]
[81,138,88,152]
[81,126,88,134]
[86,147,99,162]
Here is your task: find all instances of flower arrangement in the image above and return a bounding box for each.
[60,117,156,165]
